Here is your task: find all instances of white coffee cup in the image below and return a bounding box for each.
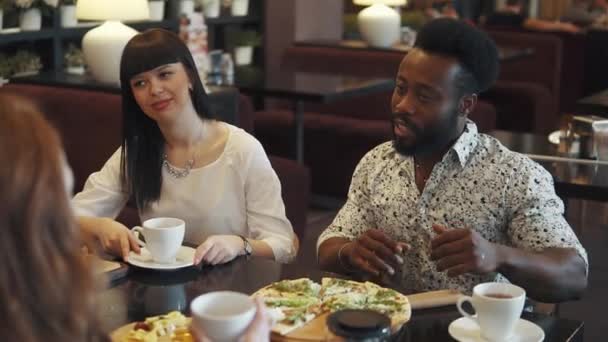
[190,291,256,342]
[133,217,185,263]
[457,282,526,341]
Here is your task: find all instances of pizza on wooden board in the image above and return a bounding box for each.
[252,277,411,336]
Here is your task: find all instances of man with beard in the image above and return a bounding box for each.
[317,19,588,302]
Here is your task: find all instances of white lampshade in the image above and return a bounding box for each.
[76,0,150,84]
[76,0,150,21]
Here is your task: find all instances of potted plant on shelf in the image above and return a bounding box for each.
[64,43,85,75]
[226,29,261,66]
[201,0,220,18]
[230,0,249,16]
[59,0,76,27]
[148,0,167,21]
[10,50,42,77]
[11,0,59,31]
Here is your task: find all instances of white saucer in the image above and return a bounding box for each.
[448,317,544,342]
[127,246,196,270]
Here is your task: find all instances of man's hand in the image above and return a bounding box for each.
[343,229,408,276]
[430,224,500,277]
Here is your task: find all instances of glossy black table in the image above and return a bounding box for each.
[232,67,395,163]
[490,130,608,202]
[98,257,584,341]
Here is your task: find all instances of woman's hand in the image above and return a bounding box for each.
[194,235,245,265]
[80,217,140,260]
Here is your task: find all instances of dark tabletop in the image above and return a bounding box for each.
[490,130,608,201]
[97,257,584,341]
[232,66,395,103]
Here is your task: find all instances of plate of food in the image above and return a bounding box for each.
[111,311,192,342]
[252,277,411,340]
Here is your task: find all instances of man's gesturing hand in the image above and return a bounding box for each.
[430,224,501,277]
[342,229,408,276]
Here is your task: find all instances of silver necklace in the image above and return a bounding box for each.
[163,154,194,179]
[163,121,205,179]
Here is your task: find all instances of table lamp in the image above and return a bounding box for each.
[76,0,150,84]
[353,0,406,48]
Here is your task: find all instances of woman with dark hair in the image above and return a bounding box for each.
[0,94,109,341]
[73,29,297,266]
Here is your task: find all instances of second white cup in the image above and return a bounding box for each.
[190,291,256,342]
[457,282,526,341]
[133,217,185,263]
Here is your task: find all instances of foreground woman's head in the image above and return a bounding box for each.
[0,94,108,341]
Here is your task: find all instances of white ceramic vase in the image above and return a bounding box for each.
[20,8,42,31]
[357,3,401,48]
[178,0,195,16]
[231,0,249,16]
[233,46,253,65]
[148,1,166,21]
[60,5,77,27]
[202,0,220,18]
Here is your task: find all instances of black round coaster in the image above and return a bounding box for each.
[327,309,391,340]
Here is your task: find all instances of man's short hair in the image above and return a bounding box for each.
[413,18,499,94]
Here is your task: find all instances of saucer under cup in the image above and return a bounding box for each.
[457,282,526,341]
[133,217,185,264]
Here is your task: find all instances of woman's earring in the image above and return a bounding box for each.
[189,84,193,91]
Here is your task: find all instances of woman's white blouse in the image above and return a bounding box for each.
[72,124,296,263]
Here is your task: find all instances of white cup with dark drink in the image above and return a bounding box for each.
[456,282,526,341]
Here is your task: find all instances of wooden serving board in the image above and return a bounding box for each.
[270,312,406,341]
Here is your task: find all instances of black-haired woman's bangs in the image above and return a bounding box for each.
[121,36,182,83]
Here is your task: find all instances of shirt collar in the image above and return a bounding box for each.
[450,120,479,168]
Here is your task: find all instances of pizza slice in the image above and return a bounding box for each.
[252,278,322,335]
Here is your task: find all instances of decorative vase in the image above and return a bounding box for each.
[178,0,195,16]
[202,0,220,18]
[357,4,400,48]
[60,5,77,27]
[19,8,42,31]
[148,0,166,21]
[233,46,253,66]
[231,0,249,16]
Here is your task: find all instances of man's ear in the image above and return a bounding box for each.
[458,94,478,118]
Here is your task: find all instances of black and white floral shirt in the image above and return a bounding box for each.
[318,122,588,293]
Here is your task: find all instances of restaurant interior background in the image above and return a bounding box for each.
[1,0,607,340]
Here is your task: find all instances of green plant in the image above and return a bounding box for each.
[64,43,85,67]
[226,30,262,48]
[10,50,42,74]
